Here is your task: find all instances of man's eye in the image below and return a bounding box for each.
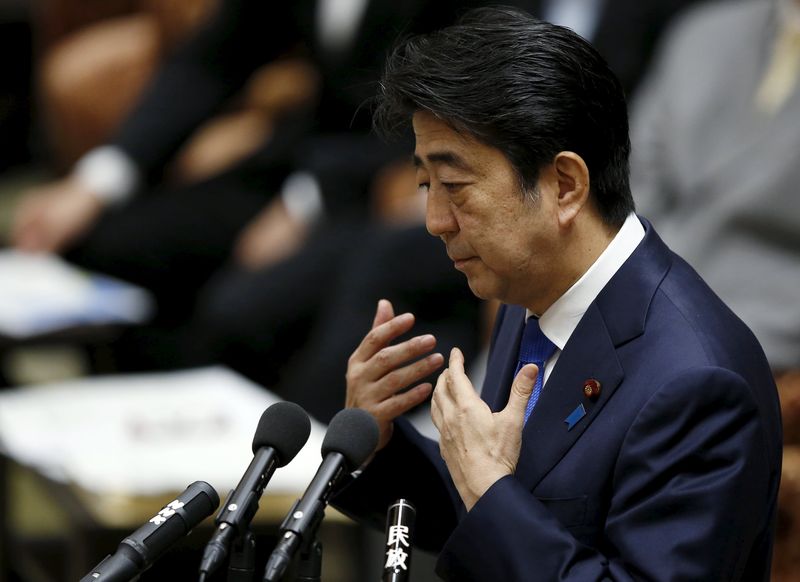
[442,182,462,192]
[417,183,430,193]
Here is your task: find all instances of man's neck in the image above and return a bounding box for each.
[526,214,618,315]
[535,213,645,350]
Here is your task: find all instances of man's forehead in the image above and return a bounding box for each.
[412,110,466,141]
[412,111,477,170]
[412,150,471,172]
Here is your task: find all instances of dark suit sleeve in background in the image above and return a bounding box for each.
[109,0,299,181]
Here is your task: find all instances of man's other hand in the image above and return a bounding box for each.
[346,299,444,451]
[432,347,538,511]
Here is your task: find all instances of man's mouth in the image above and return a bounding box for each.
[452,256,476,270]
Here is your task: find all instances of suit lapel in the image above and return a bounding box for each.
[483,219,673,490]
[515,304,624,487]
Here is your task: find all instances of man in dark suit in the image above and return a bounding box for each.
[268,0,705,423]
[334,7,782,580]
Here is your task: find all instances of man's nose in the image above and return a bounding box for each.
[425,187,456,237]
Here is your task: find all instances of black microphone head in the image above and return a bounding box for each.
[185,480,221,515]
[252,402,311,466]
[321,408,379,470]
[81,481,220,581]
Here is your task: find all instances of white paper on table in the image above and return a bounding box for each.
[0,249,153,337]
[0,367,328,497]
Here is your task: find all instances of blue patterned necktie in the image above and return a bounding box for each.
[515,317,557,424]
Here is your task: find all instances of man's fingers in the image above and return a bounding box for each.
[347,339,441,405]
[371,298,395,329]
[373,383,433,420]
[441,347,477,401]
[504,364,539,419]
[377,351,444,397]
[448,347,466,378]
[430,371,449,431]
[364,331,436,379]
[351,311,416,363]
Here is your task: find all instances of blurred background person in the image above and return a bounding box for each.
[629,0,800,577]
[521,0,704,97]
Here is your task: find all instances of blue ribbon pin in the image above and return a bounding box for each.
[564,403,586,431]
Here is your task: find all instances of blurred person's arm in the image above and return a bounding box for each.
[233,172,323,270]
[109,0,297,182]
[12,0,298,253]
[11,146,136,252]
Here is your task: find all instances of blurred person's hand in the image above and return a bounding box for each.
[11,177,106,253]
[172,110,272,184]
[233,197,309,270]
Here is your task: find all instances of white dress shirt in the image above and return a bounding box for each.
[528,212,645,386]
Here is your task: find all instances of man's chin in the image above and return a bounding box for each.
[465,277,494,301]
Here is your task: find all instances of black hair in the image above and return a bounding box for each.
[374,5,634,226]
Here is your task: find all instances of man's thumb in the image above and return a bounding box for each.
[505,364,539,418]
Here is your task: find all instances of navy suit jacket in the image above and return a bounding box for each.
[333,219,782,581]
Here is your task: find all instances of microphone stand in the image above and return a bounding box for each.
[294,537,322,582]
[226,528,256,582]
[290,505,324,582]
[268,501,324,582]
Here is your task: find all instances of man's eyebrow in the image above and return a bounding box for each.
[412,151,471,171]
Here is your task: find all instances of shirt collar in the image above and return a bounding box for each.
[527,212,645,350]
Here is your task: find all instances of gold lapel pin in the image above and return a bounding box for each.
[583,378,601,399]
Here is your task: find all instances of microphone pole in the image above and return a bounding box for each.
[263,408,379,582]
[381,499,416,582]
[198,401,311,581]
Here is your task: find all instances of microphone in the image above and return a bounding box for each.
[263,408,379,582]
[381,499,416,582]
[198,401,311,580]
[80,480,219,582]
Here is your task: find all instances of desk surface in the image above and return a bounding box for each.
[0,367,333,497]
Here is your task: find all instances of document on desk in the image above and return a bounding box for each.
[0,367,327,496]
[0,249,153,337]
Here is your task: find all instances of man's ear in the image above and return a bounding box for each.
[553,151,590,227]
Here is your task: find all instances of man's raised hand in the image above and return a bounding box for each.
[345,299,444,451]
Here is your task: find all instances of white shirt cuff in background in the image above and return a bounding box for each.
[73,146,141,205]
[280,172,324,225]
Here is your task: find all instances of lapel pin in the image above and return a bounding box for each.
[564,403,586,431]
[583,378,601,399]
